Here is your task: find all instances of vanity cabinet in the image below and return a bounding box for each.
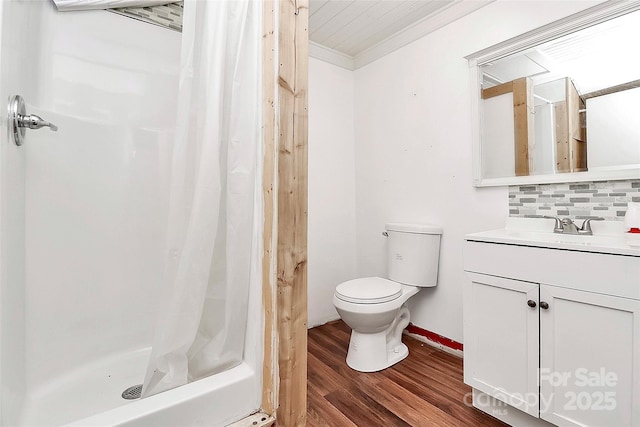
[464,273,540,417]
[463,238,640,427]
[539,285,639,427]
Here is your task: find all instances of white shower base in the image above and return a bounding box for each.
[15,348,257,427]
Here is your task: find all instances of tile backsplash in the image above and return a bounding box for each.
[509,179,640,220]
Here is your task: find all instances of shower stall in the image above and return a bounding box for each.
[0,1,264,425]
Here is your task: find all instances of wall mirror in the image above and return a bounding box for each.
[467,1,640,187]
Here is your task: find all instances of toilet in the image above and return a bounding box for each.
[333,222,442,372]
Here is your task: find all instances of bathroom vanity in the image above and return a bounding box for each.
[463,218,640,427]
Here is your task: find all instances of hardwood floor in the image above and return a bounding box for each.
[307,320,508,427]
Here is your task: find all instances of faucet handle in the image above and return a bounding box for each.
[19,114,58,131]
[542,216,563,233]
[579,217,604,235]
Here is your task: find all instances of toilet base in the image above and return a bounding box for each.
[345,332,409,372]
[342,304,412,372]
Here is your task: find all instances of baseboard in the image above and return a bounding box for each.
[404,323,464,357]
[227,411,274,427]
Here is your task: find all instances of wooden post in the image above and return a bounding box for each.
[276,0,308,425]
[555,100,570,173]
[567,78,587,172]
[512,77,532,176]
[555,77,587,173]
[262,0,277,416]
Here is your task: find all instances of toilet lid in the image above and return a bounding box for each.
[335,277,402,304]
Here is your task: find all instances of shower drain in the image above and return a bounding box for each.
[121,384,143,400]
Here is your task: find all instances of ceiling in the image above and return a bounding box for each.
[308,0,493,70]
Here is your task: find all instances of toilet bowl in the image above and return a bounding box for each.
[333,223,442,372]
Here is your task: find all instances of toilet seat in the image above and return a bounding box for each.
[335,277,402,304]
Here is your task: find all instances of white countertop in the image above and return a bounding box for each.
[466,217,640,257]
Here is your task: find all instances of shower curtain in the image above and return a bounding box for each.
[141,0,261,398]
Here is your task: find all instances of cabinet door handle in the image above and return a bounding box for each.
[540,301,550,310]
[527,299,537,308]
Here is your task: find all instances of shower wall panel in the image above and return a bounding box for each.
[22,2,180,390]
[0,0,41,421]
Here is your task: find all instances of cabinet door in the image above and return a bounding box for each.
[540,285,640,427]
[464,272,540,417]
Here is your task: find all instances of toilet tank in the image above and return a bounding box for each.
[385,223,442,287]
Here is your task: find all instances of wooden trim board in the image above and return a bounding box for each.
[481,80,513,99]
[405,323,464,354]
[582,78,640,100]
[261,0,277,417]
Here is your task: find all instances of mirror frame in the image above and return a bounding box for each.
[466,0,640,187]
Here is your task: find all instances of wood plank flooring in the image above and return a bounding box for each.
[307,320,508,427]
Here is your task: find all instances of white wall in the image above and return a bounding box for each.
[482,93,515,178]
[587,87,640,169]
[352,0,602,343]
[533,103,556,175]
[308,57,357,327]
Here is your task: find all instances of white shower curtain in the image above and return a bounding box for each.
[141,0,261,398]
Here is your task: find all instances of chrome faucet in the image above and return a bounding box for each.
[18,113,58,131]
[579,217,605,235]
[9,95,58,146]
[543,216,604,235]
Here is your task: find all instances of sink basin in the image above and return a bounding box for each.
[466,218,640,256]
